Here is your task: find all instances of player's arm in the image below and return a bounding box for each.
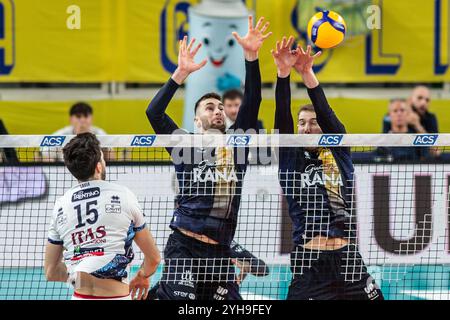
[44,203,68,282]
[271,36,298,134]
[130,227,161,300]
[231,16,272,131]
[146,36,206,134]
[44,243,68,282]
[134,228,160,277]
[294,46,346,134]
[126,190,161,300]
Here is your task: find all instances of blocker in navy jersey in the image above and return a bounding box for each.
[274,75,383,300]
[275,76,355,245]
[146,59,262,300]
[146,60,261,246]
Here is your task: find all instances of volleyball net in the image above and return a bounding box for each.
[1,133,449,300]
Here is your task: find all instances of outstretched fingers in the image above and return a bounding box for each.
[262,31,273,40]
[248,15,253,31]
[181,36,188,55]
[191,42,202,57]
[306,45,312,56]
[196,59,207,70]
[187,38,196,53]
[287,36,295,50]
[255,16,265,30]
[260,21,270,34]
[281,36,287,49]
[312,50,322,59]
[231,31,243,44]
[299,46,306,55]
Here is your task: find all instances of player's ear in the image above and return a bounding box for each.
[193,116,201,129]
[95,161,103,175]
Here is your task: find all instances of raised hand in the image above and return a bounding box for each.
[271,36,298,78]
[172,36,207,85]
[293,45,322,75]
[232,16,272,61]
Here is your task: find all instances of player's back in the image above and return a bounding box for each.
[48,179,146,282]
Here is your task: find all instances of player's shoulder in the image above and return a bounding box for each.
[95,181,136,200]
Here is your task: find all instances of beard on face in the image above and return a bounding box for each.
[209,122,226,133]
[201,117,226,133]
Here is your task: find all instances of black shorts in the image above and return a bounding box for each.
[287,244,384,300]
[156,229,240,300]
[148,281,241,300]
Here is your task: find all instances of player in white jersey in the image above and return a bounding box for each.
[44,133,161,300]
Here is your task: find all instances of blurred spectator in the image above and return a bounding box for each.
[376,99,422,161]
[54,102,107,136]
[39,102,114,162]
[382,86,441,158]
[222,89,268,164]
[382,85,438,134]
[410,85,438,133]
[223,89,265,131]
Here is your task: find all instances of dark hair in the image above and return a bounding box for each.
[70,102,93,117]
[194,92,222,113]
[63,133,102,181]
[297,104,315,118]
[222,89,244,103]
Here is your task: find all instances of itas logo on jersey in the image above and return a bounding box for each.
[72,187,100,202]
[131,135,156,146]
[227,135,251,146]
[40,136,66,147]
[413,134,438,146]
[71,225,106,246]
[318,135,343,146]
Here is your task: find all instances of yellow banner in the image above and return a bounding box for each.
[0,0,448,82]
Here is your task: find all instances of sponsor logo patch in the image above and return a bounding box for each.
[72,187,100,202]
[105,204,121,214]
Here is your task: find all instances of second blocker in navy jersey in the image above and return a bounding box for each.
[275,75,356,245]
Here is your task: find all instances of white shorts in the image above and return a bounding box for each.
[72,292,132,300]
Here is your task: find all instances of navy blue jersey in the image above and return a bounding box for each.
[146,60,262,246]
[275,76,355,245]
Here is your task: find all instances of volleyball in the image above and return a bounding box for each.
[307,10,347,49]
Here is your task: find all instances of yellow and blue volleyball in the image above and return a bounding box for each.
[307,10,347,49]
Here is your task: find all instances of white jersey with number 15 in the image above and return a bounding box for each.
[47,180,146,283]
